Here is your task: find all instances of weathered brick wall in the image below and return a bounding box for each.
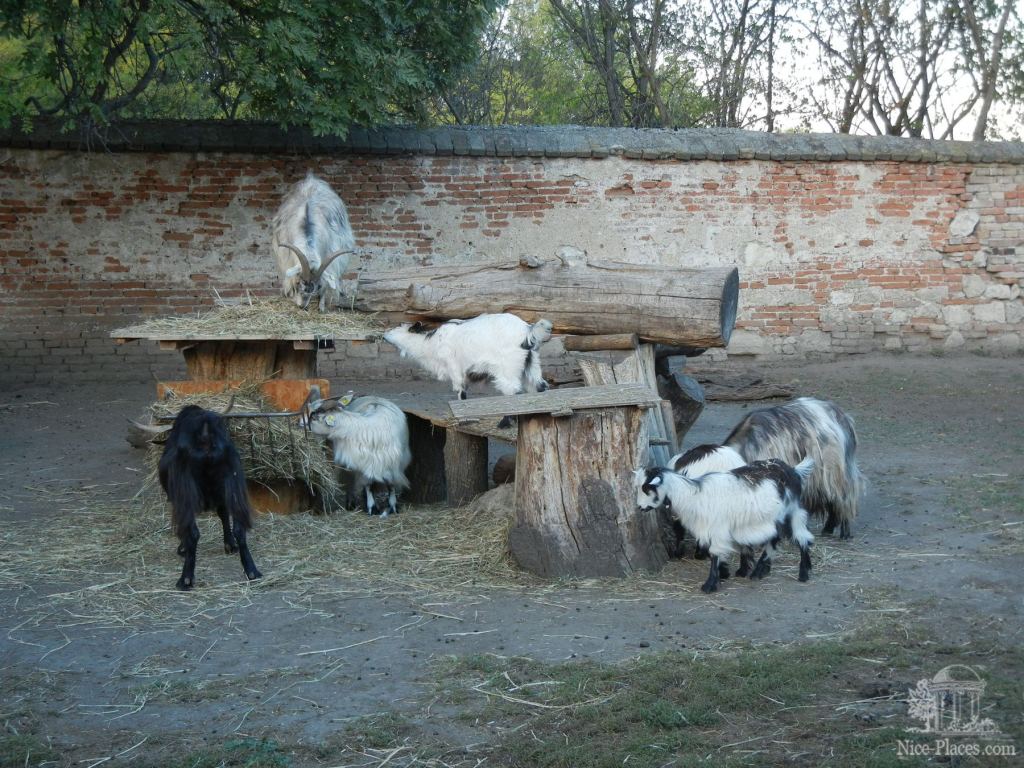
[1,123,1022,387]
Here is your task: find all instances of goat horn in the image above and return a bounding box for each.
[128,419,172,435]
[312,248,351,281]
[278,242,312,280]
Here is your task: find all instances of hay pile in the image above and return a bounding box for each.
[116,296,385,339]
[143,384,344,511]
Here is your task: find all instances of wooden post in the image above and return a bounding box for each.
[575,345,677,466]
[509,407,667,578]
[443,428,489,507]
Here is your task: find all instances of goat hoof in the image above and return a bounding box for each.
[798,572,810,583]
[839,523,852,540]
[751,563,771,580]
[717,563,731,579]
[246,569,262,581]
[700,580,719,594]
[176,576,194,591]
[736,566,750,578]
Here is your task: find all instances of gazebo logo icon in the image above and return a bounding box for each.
[907,665,1004,737]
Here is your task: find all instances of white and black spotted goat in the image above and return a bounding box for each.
[723,397,864,539]
[305,388,411,517]
[662,444,747,559]
[273,172,355,311]
[383,313,553,427]
[636,458,815,593]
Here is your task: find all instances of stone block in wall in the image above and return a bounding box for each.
[962,274,987,298]
[973,302,1007,323]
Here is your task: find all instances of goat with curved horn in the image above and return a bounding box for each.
[272,172,356,312]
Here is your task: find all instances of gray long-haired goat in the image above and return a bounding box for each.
[723,397,865,539]
[273,173,355,311]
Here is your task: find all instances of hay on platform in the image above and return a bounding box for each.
[142,384,344,511]
[116,296,385,339]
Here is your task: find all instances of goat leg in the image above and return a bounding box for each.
[218,506,239,554]
[700,555,721,593]
[176,521,201,591]
[232,520,262,581]
[736,551,754,578]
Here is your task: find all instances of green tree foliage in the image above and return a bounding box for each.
[437,0,710,127]
[0,0,497,136]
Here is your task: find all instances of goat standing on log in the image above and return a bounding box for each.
[636,458,815,593]
[305,388,411,517]
[383,313,553,428]
[273,173,355,311]
[723,397,864,539]
[157,405,262,590]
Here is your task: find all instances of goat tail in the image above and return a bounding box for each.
[223,445,255,531]
[794,456,815,481]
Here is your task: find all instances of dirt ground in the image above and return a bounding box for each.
[1,354,1022,767]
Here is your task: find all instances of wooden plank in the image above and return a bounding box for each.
[448,383,661,421]
[385,391,516,442]
[562,333,638,352]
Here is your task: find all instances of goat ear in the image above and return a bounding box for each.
[325,414,337,426]
[409,321,424,332]
[338,391,354,407]
[649,474,662,487]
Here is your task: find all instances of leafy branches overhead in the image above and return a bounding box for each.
[0,0,497,136]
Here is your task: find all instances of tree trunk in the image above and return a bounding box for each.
[509,407,667,578]
[355,258,738,348]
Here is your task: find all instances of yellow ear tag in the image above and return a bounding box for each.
[339,393,354,407]
[326,414,337,426]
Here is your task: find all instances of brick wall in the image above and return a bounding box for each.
[1,123,1022,387]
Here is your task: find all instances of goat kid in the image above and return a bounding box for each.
[306,389,411,517]
[383,313,553,428]
[662,444,746,562]
[272,172,355,311]
[636,458,815,593]
[724,397,864,539]
[158,406,261,590]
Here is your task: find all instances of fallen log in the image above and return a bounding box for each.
[354,257,739,348]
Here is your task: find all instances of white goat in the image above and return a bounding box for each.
[272,173,355,311]
[723,397,865,539]
[383,314,553,427]
[306,389,411,517]
[636,458,815,593]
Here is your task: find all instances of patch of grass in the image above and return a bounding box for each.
[429,621,1023,768]
[147,738,293,768]
[0,734,60,768]
[339,711,414,749]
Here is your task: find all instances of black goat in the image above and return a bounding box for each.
[158,405,262,590]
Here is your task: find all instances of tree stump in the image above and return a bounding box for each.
[508,406,667,578]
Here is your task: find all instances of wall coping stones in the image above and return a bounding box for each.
[3,119,1023,164]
